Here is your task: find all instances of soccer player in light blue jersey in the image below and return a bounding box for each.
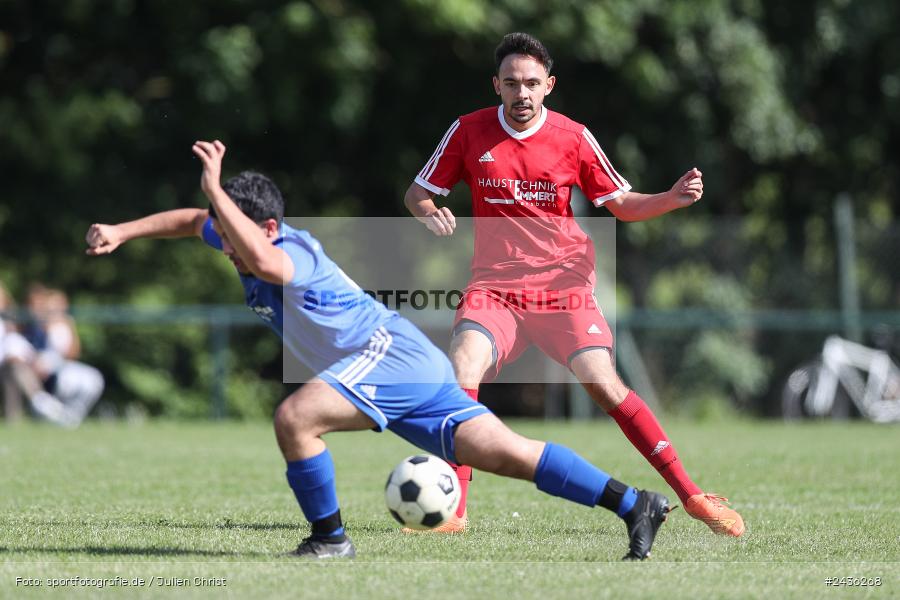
[85,140,670,560]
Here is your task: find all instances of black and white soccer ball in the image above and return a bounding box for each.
[385,454,461,530]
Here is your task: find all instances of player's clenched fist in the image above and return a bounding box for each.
[85,223,123,255]
[423,206,457,237]
[192,139,227,197]
[671,167,704,206]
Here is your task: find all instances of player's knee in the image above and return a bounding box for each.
[570,350,629,410]
[273,397,315,437]
[272,401,292,434]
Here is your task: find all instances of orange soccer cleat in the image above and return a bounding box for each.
[402,509,468,534]
[684,493,745,537]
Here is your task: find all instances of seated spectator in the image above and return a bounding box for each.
[20,285,105,426]
[1,283,69,423]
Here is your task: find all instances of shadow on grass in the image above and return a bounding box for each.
[0,545,271,557]
[163,521,300,531]
[341,522,408,534]
[158,520,399,534]
[0,518,302,531]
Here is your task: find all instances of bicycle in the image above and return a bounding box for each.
[781,335,900,423]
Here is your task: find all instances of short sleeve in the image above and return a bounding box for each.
[414,119,464,196]
[577,128,632,206]
[280,238,316,287]
[201,218,223,250]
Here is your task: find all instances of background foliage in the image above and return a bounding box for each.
[1,0,897,417]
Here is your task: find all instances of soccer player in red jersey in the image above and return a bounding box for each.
[404,32,744,537]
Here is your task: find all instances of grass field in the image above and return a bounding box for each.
[1,419,898,598]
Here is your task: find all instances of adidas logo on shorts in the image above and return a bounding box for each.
[587,323,602,334]
[360,384,378,399]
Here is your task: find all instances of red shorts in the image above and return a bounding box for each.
[452,286,614,381]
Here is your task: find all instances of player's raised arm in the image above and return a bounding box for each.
[85,208,209,255]
[604,168,704,222]
[191,140,294,285]
[404,182,457,237]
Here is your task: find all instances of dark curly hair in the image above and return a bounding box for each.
[495,32,553,74]
[210,171,285,223]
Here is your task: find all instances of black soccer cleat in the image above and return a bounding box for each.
[621,490,671,561]
[289,535,356,559]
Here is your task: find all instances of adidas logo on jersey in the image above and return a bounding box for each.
[587,323,602,334]
[478,151,495,162]
[360,384,378,399]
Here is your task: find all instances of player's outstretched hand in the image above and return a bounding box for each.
[85,223,123,255]
[671,167,703,206]
[192,140,226,198]
[424,206,457,237]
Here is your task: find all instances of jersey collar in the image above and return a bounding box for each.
[497,104,547,140]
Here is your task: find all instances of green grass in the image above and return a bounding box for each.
[1,419,898,598]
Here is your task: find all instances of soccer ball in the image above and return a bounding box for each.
[385,454,460,530]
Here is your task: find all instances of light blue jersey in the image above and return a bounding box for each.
[202,218,489,461]
[202,219,396,374]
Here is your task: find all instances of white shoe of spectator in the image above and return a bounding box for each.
[30,391,78,428]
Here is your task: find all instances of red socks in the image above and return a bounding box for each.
[607,390,701,503]
[451,387,479,518]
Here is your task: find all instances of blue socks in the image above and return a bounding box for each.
[534,442,638,518]
[286,449,344,538]
[288,443,638,538]
[608,482,638,517]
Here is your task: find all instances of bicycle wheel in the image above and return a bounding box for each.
[781,360,821,419]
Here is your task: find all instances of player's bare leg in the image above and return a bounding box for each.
[570,349,744,537]
[449,329,494,391]
[452,412,543,479]
[454,413,671,560]
[274,379,376,558]
[404,329,494,533]
[274,379,376,459]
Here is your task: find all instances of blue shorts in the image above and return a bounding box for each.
[319,317,490,464]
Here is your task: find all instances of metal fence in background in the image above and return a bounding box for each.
[62,305,900,419]
[6,201,896,420]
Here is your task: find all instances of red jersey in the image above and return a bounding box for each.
[415,105,630,289]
